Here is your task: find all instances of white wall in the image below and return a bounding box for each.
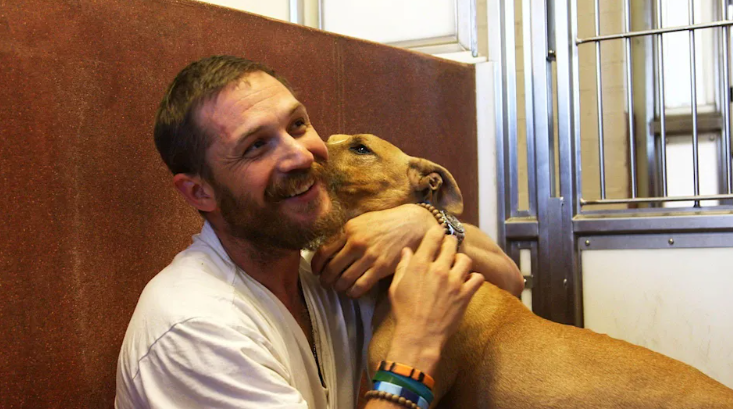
[583,248,733,389]
[194,0,291,21]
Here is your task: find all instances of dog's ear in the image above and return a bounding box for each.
[408,158,464,215]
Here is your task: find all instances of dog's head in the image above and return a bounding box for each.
[325,134,463,218]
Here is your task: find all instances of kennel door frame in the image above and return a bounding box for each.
[492,0,733,325]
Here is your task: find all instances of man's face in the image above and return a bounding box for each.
[196,71,343,251]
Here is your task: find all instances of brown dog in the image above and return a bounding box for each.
[325,133,733,409]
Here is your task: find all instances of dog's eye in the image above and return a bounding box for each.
[349,144,372,155]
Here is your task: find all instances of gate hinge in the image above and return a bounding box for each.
[523,275,534,289]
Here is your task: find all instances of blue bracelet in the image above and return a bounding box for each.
[374,381,430,409]
[372,370,434,403]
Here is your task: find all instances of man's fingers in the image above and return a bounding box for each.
[414,225,446,263]
[346,268,379,298]
[311,233,346,275]
[435,234,458,268]
[318,247,356,287]
[392,247,413,288]
[333,256,372,293]
[450,253,473,282]
[462,272,485,297]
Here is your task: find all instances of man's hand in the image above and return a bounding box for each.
[311,204,434,298]
[385,226,485,376]
[312,204,524,298]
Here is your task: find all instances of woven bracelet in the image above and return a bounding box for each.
[378,360,436,391]
[373,381,430,409]
[364,390,420,409]
[372,370,434,403]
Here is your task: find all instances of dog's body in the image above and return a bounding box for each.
[325,133,733,408]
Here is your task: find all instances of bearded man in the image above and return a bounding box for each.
[115,55,522,409]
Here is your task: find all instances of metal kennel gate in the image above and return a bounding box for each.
[490,0,733,332]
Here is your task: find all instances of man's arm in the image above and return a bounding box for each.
[312,204,524,298]
[362,227,483,409]
[460,223,524,296]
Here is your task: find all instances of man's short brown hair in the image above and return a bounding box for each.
[154,55,292,180]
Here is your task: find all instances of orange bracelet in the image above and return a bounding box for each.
[377,360,435,390]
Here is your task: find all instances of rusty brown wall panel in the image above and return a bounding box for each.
[0,0,477,407]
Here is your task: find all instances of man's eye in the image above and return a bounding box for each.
[245,139,267,155]
[291,119,308,131]
[349,144,372,155]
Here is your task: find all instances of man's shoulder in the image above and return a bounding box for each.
[144,248,234,309]
[117,246,275,382]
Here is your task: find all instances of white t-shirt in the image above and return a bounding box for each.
[116,222,374,409]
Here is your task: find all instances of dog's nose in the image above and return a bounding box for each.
[326,134,350,145]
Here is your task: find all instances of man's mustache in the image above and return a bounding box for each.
[264,161,336,202]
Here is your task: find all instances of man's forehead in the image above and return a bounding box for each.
[196,72,300,134]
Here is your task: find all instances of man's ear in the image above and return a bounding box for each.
[172,173,217,213]
[407,157,464,215]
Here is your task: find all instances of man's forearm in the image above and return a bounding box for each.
[460,223,524,297]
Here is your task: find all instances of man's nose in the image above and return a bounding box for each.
[277,135,315,173]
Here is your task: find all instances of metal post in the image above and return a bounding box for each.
[506,0,521,216]
[289,0,303,24]
[655,0,668,197]
[689,0,701,206]
[594,0,606,199]
[555,0,583,325]
[624,0,638,198]
[722,0,732,193]
[524,0,538,215]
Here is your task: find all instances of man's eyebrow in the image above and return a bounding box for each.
[232,102,305,153]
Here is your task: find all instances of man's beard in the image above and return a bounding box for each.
[213,161,346,257]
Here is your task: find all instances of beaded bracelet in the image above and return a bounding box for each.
[416,202,464,248]
[416,202,447,233]
[378,360,436,390]
[374,381,429,409]
[364,390,420,409]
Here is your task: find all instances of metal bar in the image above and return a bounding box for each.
[655,0,668,197]
[581,193,733,206]
[289,0,303,24]
[554,0,582,326]
[573,213,733,234]
[317,0,324,29]
[487,0,508,249]
[576,20,733,45]
[579,232,733,250]
[722,0,732,193]
[689,0,700,206]
[470,0,478,57]
[571,0,583,216]
[594,0,606,199]
[523,0,538,215]
[505,218,540,239]
[502,0,520,217]
[530,0,572,324]
[624,0,638,198]
[649,112,723,135]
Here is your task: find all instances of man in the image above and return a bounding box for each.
[116,55,522,409]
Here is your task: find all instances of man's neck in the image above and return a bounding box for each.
[211,222,303,309]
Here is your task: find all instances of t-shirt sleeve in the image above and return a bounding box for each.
[130,317,309,409]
